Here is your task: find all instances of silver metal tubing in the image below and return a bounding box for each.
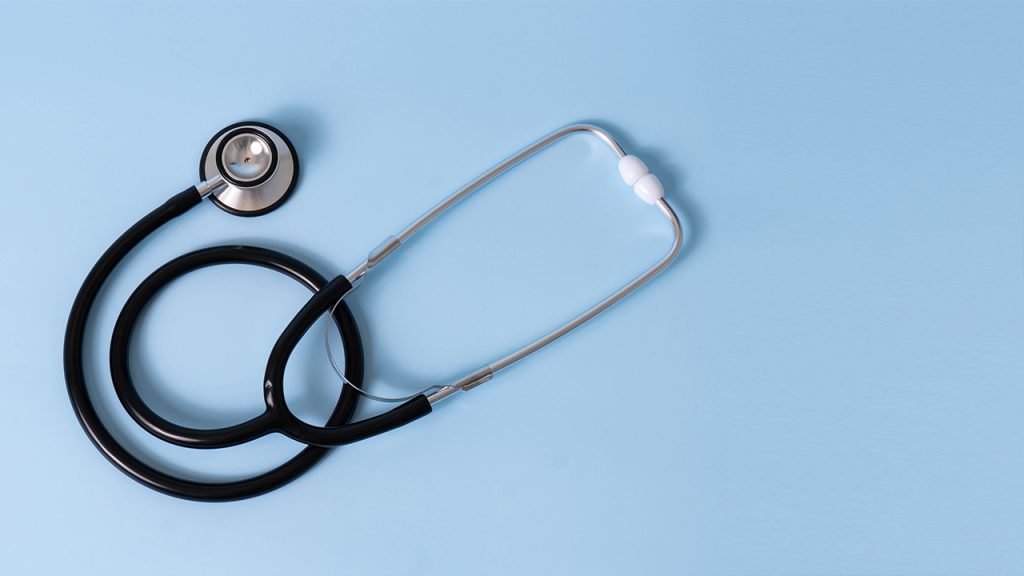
[393,124,625,246]
[334,123,683,405]
[489,197,680,374]
[346,124,626,286]
[426,198,681,404]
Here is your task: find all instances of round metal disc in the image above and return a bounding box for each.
[200,121,299,217]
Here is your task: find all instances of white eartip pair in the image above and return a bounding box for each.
[617,155,664,205]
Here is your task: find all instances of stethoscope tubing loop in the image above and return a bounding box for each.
[64,186,370,500]
[109,245,366,449]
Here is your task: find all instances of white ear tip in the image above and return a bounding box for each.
[633,174,664,204]
[618,155,649,185]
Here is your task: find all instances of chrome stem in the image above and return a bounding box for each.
[195,174,226,198]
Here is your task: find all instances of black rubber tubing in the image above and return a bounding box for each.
[263,276,433,447]
[104,232,432,450]
[66,187,435,499]
[108,246,364,449]
[63,188,363,500]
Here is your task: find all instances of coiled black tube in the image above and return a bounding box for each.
[63,188,365,501]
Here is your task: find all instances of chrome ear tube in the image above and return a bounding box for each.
[325,124,683,404]
[64,120,684,501]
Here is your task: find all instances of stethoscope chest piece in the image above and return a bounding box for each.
[200,121,299,216]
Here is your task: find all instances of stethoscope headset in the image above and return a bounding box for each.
[64,121,683,501]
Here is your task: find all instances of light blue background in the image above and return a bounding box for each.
[1,1,1022,574]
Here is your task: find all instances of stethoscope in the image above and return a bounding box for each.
[64,121,683,501]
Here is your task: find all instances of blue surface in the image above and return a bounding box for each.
[2,1,1023,574]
